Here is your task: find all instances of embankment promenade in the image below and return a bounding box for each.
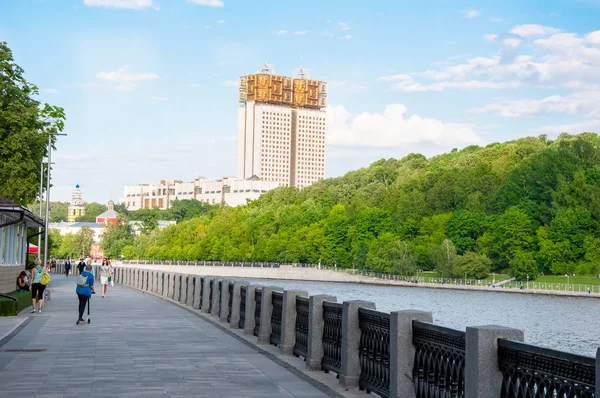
[115,261,600,299]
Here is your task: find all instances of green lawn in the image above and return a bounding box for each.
[533,275,600,285]
[419,272,510,283]
[0,290,32,316]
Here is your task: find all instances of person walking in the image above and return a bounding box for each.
[99,259,114,298]
[50,257,57,274]
[77,258,85,275]
[65,258,72,277]
[30,259,46,313]
[76,260,95,324]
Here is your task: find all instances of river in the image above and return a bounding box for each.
[246,278,600,357]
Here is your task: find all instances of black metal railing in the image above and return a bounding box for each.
[192,277,196,306]
[227,282,234,323]
[254,288,263,337]
[412,320,465,398]
[208,279,214,313]
[294,296,309,359]
[161,273,165,294]
[498,339,596,398]
[270,291,284,346]
[359,308,390,398]
[239,285,247,329]
[322,301,343,375]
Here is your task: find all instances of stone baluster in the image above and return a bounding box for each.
[340,300,376,389]
[279,289,308,355]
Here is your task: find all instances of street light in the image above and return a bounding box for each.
[42,132,67,268]
[526,274,529,289]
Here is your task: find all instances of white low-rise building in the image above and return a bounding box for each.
[120,177,281,210]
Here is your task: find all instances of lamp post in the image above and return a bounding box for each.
[42,132,67,268]
[526,274,529,289]
[37,160,45,258]
[464,271,467,286]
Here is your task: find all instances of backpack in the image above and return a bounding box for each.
[40,268,51,285]
[77,274,89,288]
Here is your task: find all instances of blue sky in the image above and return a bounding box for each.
[2,0,600,203]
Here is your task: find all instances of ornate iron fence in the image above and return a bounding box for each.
[358,308,390,398]
[498,339,595,398]
[208,279,214,313]
[412,320,465,398]
[227,282,234,323]
[254,288,263,337]
[192,277,196,306]
[322,301,343,375]
[161,273,165,295]
[270,291,284,346]
[293,296,309,359]
[239,285,247,329]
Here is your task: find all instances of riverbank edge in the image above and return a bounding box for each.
[117,263,600,300]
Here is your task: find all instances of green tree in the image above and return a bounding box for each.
[453,251,491,279]
[430,239,458,279]
[101,223,134,258]
[0,42,66,205]
[73,226,95,258]
[75,202,107,222]
[509,251,539,281]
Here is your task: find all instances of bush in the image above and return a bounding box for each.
[0,290,33,316]
[509,252,539,281]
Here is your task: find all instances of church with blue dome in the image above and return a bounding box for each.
[67,184,86,222]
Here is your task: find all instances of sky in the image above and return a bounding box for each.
[2,0,600,204]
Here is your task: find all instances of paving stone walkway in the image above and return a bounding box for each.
[0,275,332,398]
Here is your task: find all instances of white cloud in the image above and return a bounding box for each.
[502,37,522,48]
[378,73,520,91]
[275,30,288,35]
[189,83,202,88]
[83,0,158,10]
[510,24,561,37]
[149,96,167,101]
[484,34,498,42]
[217,20,225,24]
[220,80,237,87]
[470,91,600,118]
[379,25,600,94]
[462,10,480,19]
[294,31,308,35]
[96,65,159,91]
[534,120,600,134]
[344,34,352,40]
[327,104,480,148]
[339,22,351,31]
[41,88,60,94]
[187,0,224,7]
[586,31,600,44]
[205,25,212,29]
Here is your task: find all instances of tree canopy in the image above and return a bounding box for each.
[0,41,66,205]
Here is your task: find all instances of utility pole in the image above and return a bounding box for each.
[42,132,67,268]
[37,161,45,258]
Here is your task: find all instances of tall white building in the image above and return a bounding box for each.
[237,65,327,188]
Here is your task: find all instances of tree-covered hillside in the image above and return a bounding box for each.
[115,133,600,280]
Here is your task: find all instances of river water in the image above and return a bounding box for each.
[246,278,600,357]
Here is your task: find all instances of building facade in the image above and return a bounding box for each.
[96,200,119,225]
[67,184,86,222]
[120,177,280,211]
[237,65,327,188]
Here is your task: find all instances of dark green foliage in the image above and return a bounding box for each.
[111,133,600,278]
[0,42,66,205]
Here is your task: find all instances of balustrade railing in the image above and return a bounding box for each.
[322,301,343,375]
[358,308,390,398]
[208,279,214,313]
[412,320,465,398]
[293,296,309,359]
[270,291,283,346]
[498,339,596,398]
[239,285,247,329]
[227,282,234,323]
[254,288,262,337]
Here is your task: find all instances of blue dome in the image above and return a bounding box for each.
[75,184,80,189]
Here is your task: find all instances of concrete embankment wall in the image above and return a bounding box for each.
[117,262,600,299]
